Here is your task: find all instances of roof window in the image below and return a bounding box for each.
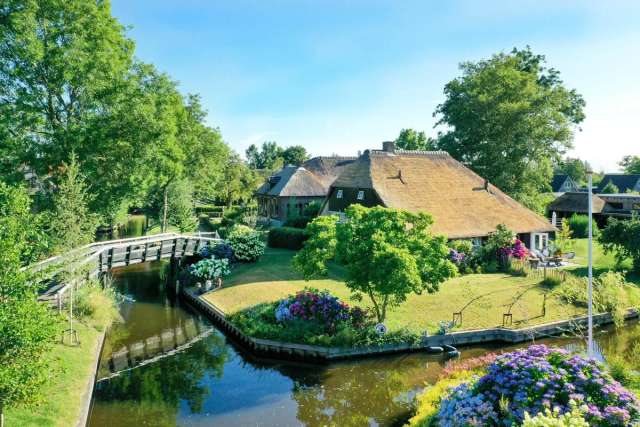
[357,190,365,200]
[336,189,343,199]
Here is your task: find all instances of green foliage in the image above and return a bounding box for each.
[0,184,56,411]
[245,141,284,170]
[449,239,474,255]
[522,405,589,426]
[74,278,121,331]
[293,215,339,278]
[228,301,421,348]
[218,153,260,208]
[394,128,435,151]
[434,47,585,206]
[553,218,574,253]
[619,155,640,175]
[48,154,99,253]
[268,227,309,250]
[190,258,231,280]
[282,145,310,166]
[166,179,197,232]
[294,206,456,322]
[601,180,620,194]
[553,271,631,327]
[599,216,640,272]
[567,213,599,239]
[482,224,515,269]
[303,200,322,218]
[227,226,265,263]
[554,157,591,186]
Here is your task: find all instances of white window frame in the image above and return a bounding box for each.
[357,190,365,200]
[532,233,548,251]
[336,189,343,199]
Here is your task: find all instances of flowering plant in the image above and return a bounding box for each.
[436,345,640,427]
[499,238,529,260]
[449,249,466,265]
[274,288,367,331]
[189,257,231,280]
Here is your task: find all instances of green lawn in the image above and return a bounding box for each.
[5,321,103,427]
[206,248,596,334]
[567,238,638,284]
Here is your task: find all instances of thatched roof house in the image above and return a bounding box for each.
[547,192,605,215]
[255,156,356,223]
[322,142,555,249]
[548,191,640,227]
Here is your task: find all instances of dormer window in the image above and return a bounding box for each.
[357,190,365,200]
[336,189,343,199]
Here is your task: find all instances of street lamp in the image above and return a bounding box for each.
[587,170,594,357]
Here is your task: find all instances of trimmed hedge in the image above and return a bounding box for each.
[268,226,309,250]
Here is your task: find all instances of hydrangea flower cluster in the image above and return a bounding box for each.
[274,288,366,331]
[437,345,640,427]
[449,249,466,265]
[499,238,529,260]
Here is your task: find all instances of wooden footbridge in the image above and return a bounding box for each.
[97,317,215,382]
[31,232,222,307]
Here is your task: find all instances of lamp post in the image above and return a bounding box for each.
[587,170,594,358]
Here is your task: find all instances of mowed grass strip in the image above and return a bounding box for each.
[6,321,103,427]
[205,248,591,334]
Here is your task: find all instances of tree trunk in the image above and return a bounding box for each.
[1,400,4,427]
[162,185,169,233]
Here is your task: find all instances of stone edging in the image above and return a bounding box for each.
[181,286,639,361]
[76,330,106,427]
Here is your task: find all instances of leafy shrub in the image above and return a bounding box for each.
[268,226,309,250]
[228,288,422,347]
[522,404,589,426]
[211,242,235,263]
[189,257,230,280]
[599,216,640,272]
[554,271,630,327]
[303,201,322,217]
[74,278,121,330]
[568,213,599,238]
[227,225,265,262]
[283,215,311,229]
[434,345,640,426]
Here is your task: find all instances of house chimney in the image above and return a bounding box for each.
[382,141,395,153]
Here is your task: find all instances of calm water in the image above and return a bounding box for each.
[87,262,640,427]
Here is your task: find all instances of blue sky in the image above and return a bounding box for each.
[111,0,640,171]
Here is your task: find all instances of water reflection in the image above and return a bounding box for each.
[88,262,640,427]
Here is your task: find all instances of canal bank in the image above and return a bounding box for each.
[87,261,640,427]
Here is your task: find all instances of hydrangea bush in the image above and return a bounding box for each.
[436,345,640,427]
[189,257,230,280]
[275,288,367,332]
[227,225,265,263]
[499,238,529,260]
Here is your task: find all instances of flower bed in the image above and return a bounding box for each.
[409,345,640,426]
[227,288,420,347]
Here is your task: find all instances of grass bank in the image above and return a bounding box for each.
[6,282,120,427]
[204,247,635,335]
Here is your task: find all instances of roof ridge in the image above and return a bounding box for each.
[314,155,358,160]
[369,149,451,157]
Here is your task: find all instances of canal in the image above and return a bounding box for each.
[87,262,640,427]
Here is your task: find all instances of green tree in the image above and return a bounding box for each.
[0,184,56,425]
[394,129,435,151]
[48,154,98,253]
[619,155,640,174]
[599,216,640,273]
[282,145,310,166]
[218,153,259,207]
[294,206,456,322]
[292,215,339,278]
[601,180,620,194]
[554,157,591,186]
[166,179,197,232]
[434,47,585,210]
[245,141,284,170]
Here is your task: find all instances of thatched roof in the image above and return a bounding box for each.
[330,149,556,239]
[548,192,605,214]
[255,156,356,197]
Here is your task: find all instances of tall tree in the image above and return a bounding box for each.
[0,0,143,220]
[219,153,259,208]
[282,145,309,166]
[555,157,591,185]
[245,141,284,170]
[48,154,98,252]
[394,129,435,151]
[294,206,456,322]
[619,155,640,174]
[0,184,56,426]
[434,47,585,211]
